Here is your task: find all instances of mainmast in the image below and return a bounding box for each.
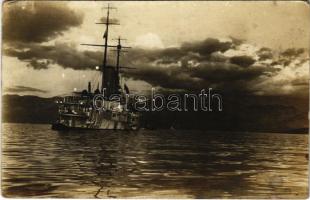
[112,37,131,79]
[115,37,124,75]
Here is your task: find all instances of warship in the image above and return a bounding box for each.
[52,5,140,131]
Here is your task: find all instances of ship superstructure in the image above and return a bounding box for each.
[52,5,140,131]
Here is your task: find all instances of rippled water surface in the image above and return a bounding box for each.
[2,123,308,198]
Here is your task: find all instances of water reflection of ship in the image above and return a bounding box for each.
[61,131,149,198]
[52,5,140,131]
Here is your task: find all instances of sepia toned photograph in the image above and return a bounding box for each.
[1,0,309,198]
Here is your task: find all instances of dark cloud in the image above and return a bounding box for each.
[269,48,307,67]
[124,61,266,94]
[191,62,263,82]
[209,52,228,62]
[4,43,103,70]
[118,38,267,93]
[125,65,205,90]
[180,38,232,56]
[230,55,256,68]
[229,36,245,46]
[3,2,83,43]
[5,86,48,93]
[27,59,50,70]
[281,48,305,57]
[125,47,186,66]
[257,47,273,61]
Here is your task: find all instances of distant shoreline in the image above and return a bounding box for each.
[2,94,308,134]
[2,122,308,134]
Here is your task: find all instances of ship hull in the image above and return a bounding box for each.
[51,123,134,131]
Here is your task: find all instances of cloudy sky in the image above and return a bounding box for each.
[2,1,309,97]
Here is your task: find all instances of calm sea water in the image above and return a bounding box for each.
[1,123,308,198]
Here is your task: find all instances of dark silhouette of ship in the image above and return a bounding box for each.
[52,5,140,131]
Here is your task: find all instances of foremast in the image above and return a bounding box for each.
[97,5,117,94]
[81,5,132,98]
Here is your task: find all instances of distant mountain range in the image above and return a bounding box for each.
[2,95,58,124]
[2,94,309,133]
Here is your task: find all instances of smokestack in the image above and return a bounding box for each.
[88,82,91,93]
